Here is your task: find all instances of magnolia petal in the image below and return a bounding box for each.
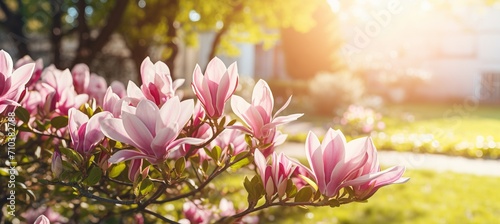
[225,62,239,100]
[10,62,35,91]
[122,112,154,152]
[101,118,135,147]
[83,111,112,152]
[230,95,252,128]
[254,150,268,180]
[274,96,292,119]
[109,150,149,163]
[252,80,273,120]
[126,81,145,99]
[205,57,227,81]
[0,50,13,77]
[136,100,159,135]
[177,99,195,130]
[140,57,155,84]
[215,72,231,115]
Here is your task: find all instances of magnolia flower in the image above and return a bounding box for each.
[34,215,50,224]
[0,50,34,113]
[41,66,89,115]
[138,57,184,106]
[71,63,90,94]
[87,73,107,105]
[305,128,407,198]
[102,98,204,165]
[341,139,409,200]
[191,57,239,118]
[305,129,369,197]
[110,80,126,98]
[68,109,112,157]
[254,150,297,200]
[231,79,302,156]
[14,55,43,89]
[179,200,211,224]
[71,64,108,105]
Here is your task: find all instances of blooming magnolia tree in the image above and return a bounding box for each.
[0,49,408,223]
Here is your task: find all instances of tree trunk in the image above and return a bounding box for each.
[207,3,243,62]
[130,43,149,83]
[50,0,63,68]
[164,20,178,79]
[72,0,130,67]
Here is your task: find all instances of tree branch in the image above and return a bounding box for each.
[208,2,244,61]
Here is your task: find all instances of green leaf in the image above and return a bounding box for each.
[203,148,214,160]
[230,154,252,170]
[59,147,84,165]
[0,168,9,176]
[84,166,102,186]
[139,178,154,195]
[328,198,340,207]
[201,159,209,173]
[244,134,253,146]
[227,119,237,126]
[244,176,257,206]
[15,107,30,123]
[219,116,226,128]
[51,116,68,129]
[109,163,126,178]
[175,157,186,175]
[212,146,222,162]
[295,186,313,203]
[286,179,298,198]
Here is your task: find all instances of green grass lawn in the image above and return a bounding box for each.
[214,169,500,223]
[288,103,500,159]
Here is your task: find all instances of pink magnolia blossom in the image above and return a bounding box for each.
[305,129,369,198]
[341,138,409,200]
[68,109,112,157]
[179,200,212,224]
[254,150,297,200]
[71,64,108,105]
[110,80,126,98]
[22,207,66,223]
[14,55,43,89]
[88,73,108,105]
[71,63,90,94]
[231,79,302,156]
[0,50,34,113]
[305,128,407,198]
[102,97,204,165]
[191,57,239,118]
[34,215,50,224]
[138,57,184,106]
[41,66,89,115]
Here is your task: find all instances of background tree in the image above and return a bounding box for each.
[1,0,331,82]
[281,0,345,80]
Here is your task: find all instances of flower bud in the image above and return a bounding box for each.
[51,149,63,178]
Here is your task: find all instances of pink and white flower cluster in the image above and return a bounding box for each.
[2,49,408,222]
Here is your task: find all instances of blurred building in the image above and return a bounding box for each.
[337,1,500,103]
